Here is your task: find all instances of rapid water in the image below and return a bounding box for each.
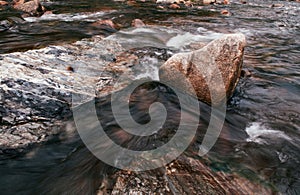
[0,0,299,194]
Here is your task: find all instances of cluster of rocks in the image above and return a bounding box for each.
[110,155,272,194]
[155,0,229,8]
[0,0,49,17]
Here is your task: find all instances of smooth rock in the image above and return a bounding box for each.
[159,33,246,105]
[169,3,180,9]
[131,19,145,27]
[221,9,230,15]
[203,0,215,4]
[156,0,180,4]
[0,0,8,6]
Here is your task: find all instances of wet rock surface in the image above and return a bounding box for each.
[159,33,246,104]
[0,36,136,154]
[0,34,274,194]
[111,155,272,194]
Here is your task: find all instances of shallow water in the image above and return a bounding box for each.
[0,0,300,194]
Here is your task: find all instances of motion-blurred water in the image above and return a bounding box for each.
[0,0,299,194]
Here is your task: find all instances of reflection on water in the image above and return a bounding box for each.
[0,0,300,194]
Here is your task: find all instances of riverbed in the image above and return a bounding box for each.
[0,0,299,194]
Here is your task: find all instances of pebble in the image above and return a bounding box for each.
[0,0,8,6]
[43,10,53,15]
[221,9,230,15]
[223,0,229,4]
[91,19,117,29]
[271,4,284,8]
[169,3,180,9]
[131,19,145,27]
[240,69,251,77]
[203,0,215,5]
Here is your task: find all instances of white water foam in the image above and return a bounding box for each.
[107,26,225,50]
[166,27,225,49]
[135,56,160,81]
[24,11,112,22]
[245,122,292,144]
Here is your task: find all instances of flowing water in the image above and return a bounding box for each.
[0,0,300,194]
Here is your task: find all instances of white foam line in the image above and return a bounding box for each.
[245,122,291,144]
[24,11,114,22]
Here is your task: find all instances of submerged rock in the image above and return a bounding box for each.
[159,33,246,105]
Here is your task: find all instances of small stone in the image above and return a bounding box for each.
[169,3,180,9]
[203,0,215,5]
[91,19,117,30]
[221,9,230,15]
[42,10,53,15]
[240,69,251,77]
[0,1,8,6]
[271,4,284,8]
[131,19,145,27]
[156,0,180,4]
[135,177,141,184]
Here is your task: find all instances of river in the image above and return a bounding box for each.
[0,0,299,194]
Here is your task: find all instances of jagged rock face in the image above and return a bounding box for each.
[159,34,246,105]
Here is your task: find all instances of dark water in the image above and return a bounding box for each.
[0,0,300,194]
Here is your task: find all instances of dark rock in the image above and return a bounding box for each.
[0,20,13,32]
[159,34,246,105]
